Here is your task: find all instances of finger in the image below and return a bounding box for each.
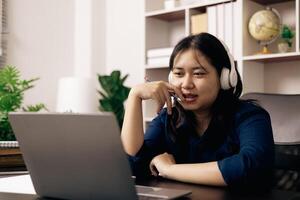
[162,88,172,115]
[149,162,158,176]
[166,83,185,101]
[153,93,164,114]
[158,89,169,111]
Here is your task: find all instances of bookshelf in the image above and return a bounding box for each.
[143,0,300,128]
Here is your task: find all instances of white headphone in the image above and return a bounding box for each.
[168,72,173,83]
[168,39,237,90]
[219,39,238,90]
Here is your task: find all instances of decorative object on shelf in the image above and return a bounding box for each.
[98,70,130,129]
[164,0,180,10]
[248,6,281,54]
[180,0,202,6]
[56,77,98,113]
[147,47,173,67]
[0,65,47,141]
[277,25,295,53]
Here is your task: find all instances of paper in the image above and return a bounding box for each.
[0,175,36,194]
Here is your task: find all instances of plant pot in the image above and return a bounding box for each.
[278,42,290,53]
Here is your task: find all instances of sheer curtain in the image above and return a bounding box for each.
[0,0,7,68]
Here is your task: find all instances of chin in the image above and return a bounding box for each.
[180,102,201,111]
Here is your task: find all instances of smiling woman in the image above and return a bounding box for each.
[121,33,274,191]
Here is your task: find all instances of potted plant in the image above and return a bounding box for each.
[98,70,130,129]
[278,25,295,53]
[0,65,47,141]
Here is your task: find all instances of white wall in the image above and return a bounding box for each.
[105,0,144,86]
[6,0,106,111]
[7,0,75,111]
[265,61,300,94]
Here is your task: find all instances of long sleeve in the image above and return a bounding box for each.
[128,111,167,178]
[217,105,274,190]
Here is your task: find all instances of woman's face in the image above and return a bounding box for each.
[171,49,220,113]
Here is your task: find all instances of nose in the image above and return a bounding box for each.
[181,74,195,89]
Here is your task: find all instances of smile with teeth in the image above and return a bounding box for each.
[183,94,198,103]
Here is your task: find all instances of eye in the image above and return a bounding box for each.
[173,71,184,77]
[193,70,206,76]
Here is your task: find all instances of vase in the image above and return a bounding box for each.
[278,42,290,53]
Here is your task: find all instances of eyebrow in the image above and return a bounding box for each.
[173,66,206,70]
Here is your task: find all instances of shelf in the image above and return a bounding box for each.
[145,0,233,21]
[0,148,26,169]
[243,52,300,62]
[188,0,232,9]
[145,8,185,21]
[251,0,294,5]
[145,65,169,69]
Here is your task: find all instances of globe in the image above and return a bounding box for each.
[248,7,281,54]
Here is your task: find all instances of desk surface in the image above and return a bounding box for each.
[0,174,299,200]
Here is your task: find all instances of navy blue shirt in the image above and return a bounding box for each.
[128,101,274,189]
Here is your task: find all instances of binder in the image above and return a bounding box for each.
[0,141,19,148]
[191,13,208,35]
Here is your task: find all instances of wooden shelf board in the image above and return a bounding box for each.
[145,65,169,69]
[243,52,300,62]
[145,8,185,21]
[0,148,21,156]
[250,0,294,5]
[145,0,232,21]
[188,0,232,9]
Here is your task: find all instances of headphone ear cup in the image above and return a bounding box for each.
[229,63,238,88]
[220,68,231,90]
[168,72,173,83]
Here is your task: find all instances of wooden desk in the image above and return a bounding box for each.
[136,177,300,200]
[0,175,299,200]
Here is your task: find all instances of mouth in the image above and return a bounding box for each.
[183,93,198,103]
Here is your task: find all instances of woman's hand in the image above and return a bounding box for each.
[130,81,184,115]
[149,152,176,178]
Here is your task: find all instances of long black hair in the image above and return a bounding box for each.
[168,33,243,153]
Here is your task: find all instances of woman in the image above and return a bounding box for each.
[121,33,274,190]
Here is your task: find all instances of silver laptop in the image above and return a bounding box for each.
[8,112,191,200]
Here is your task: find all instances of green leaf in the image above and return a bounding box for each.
[121,74,129,84]
[111,71,121,84]
[0,65,46,140]
[22,103,48,112]
[97,70,131,129]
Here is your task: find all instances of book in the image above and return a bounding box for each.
[147,48,173,58]
[147,56,170,66]
[208,2,238,58]
[224,2,233,54]
[216,3,225,41]
[191,13,208,35]
[207,5,217,36]
[0,141,19,148]
[233,1,241,59]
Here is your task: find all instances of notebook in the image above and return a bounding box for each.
[8,112,191,200]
